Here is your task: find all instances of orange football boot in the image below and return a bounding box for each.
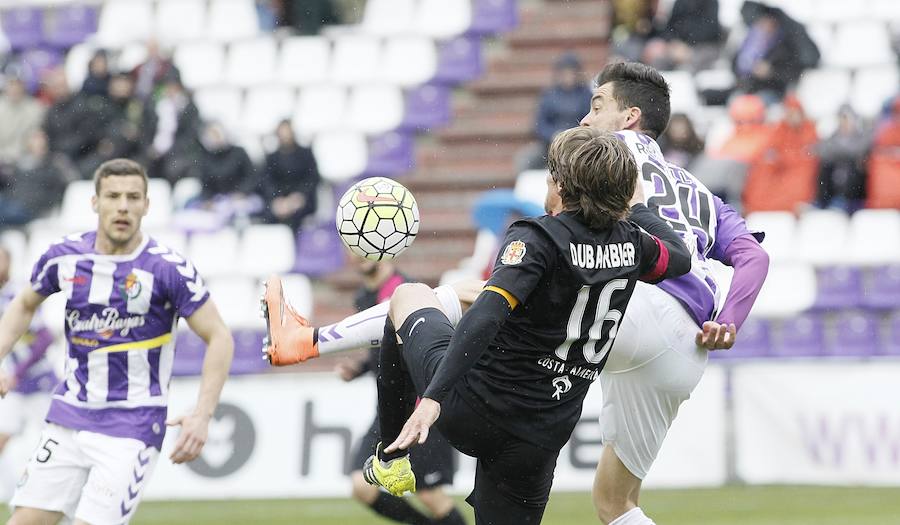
[261,275,319,365]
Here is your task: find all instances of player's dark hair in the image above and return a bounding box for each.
[93,158,149,195]
[548,128,636,230]
[593,62,671,139]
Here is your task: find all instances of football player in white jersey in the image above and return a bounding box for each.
[0,159,234,525]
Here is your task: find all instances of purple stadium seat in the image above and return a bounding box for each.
[825,310,879,357]
[813,266,862,311]
[1,7,43,50]
[400,83,451,131]
[434,35,483,84]
[293,221,346,277]
[862,264,900,310]
[770,313,825,357]
[468,0,518,35]
[364,131,415,177]
[174,330,269,376]
[711,316,771,359]
[880,311,900,357]
[42,4,98,49]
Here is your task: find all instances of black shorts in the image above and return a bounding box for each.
[399,308,560,525]
[351,415,456,489]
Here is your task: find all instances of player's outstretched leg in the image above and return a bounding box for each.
[261,275,319,365]
[593,446,655,525]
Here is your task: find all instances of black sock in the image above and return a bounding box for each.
[377,317,414,462]
[432,507,467,525]
[370,492,431,525]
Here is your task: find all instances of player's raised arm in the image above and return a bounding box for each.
[0,288,47,397]
[167,300,234,463]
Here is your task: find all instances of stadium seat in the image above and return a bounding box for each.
[346,85,405,135]
[805,23,833,62]
[117,42,149,73]
[188,229,240,277]
[381,36,437,87]
[206,276,259,329]
[794,209,850,266]
[60,180,97,232]
[235,131,265,164]
[709,316,770,359]
[826,310,879,357]
[330,35,382,85]
[292,221,346,277]
[362,0,416,36]
[293,85,346,140]
[43,4,98,49]
[400,83,451,130]
[206,0,259,42]
[281,273,313,319]
[743,212,797,264]
[155,0,205,46]
[846,209,900,266]
[365,131,415,176]
[26,228,72,274]
[19,48,63,93]
[1,229,28,284]
[194,87,244,132]
[1,6,42,50]
[434,35,483,84]
[861,265,900,310]
[812,266,862,310]
[174,41,226,89]
[172,177,202,209]
[312,131,368,182]
[95,0,153,47]
[277,36,330,86]
[694,69,735,95]
[514,169,550,209]
[144,178,173,229]
[64,42,94,90]
[796,69,851,120]
[468,0,518,35]
[807,0,866,23]
[770,313,825,358]
[750,263,816,318]
[225,37,277,87]
[880,310,900,356]
[237,224,296,277]
[827,21,893,68]
[874,0,900,21]
[661,71,700,114]
[851,66,900,119]
[416,0,472,39]
[242,86,296,136]
[145,229,187,255]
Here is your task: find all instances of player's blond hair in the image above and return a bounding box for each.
[93,158,149,195]
[548,127,637,230]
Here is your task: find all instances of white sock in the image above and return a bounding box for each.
[609,508,655,525]
[316,285,463,355]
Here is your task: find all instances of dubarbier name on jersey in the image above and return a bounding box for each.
[569,241,636,270]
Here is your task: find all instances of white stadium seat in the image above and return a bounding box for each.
[807,0,866,23]
[238,224,295,277]
[281,273,313,319]
[145,229,187,255]
[188,229,239,277]
[330,35,382,85]
[415,0,472,39]
[805,23,833,62]
[225,37,277,87]
[174,42,226,89]
[827,21,893,68]
[96,0,154,47]
[514,169,550,209]
[362,0,417,36]
[116,42,149,72]
[144,178,173,229]
[851,66,899,119]
[313,131,368,183]
[749,263,817,318]
[1,229,28,284]
[796,68,851,120]
[277,36,331,86]
[206,0,259,42]
[172,177,202,209]
[846,209,900,266]
[60,180,96,232]
[381,36,438,87]
[194,87,244,132]
[64,42,94,90]
[745,211,796,263]
[346,85,405,135]
[794,209,850,266]
[235,131,265,164]
[155,0,206,46]
[242,86,296,136]
[26,228,73,274]
[661,71,700,114]
[874,0,900,21]
[206,277,259,329]
[293,85,346,140]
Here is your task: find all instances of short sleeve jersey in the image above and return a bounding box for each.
[458,212,660,450]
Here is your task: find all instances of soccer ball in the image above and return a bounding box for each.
[336,177,420,261]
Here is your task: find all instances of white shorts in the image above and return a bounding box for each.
[599,282,708,479]
[0,391,52,436]
[11,423,159,525]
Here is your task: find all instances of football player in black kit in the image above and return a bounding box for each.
[363,127,692,524]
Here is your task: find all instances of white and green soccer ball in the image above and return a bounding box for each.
[336,177,420,261]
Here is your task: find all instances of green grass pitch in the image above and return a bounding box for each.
[3,486,899,524]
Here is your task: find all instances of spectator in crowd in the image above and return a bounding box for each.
[259,120,320,231]
[0,129,75,227]
[516,52,592,172]
[646,0,722,72]
[658,112,705,169]
[131,39,180,101]
[610,0,659,63]
[742,94,818,213]
[866,98,900,209]
[78,73,146,175]
[41,68,109,166]
[732,2,819,103]
[197,122,255,202]
[0,75,45,165]
[80,50,110,98]
[815,105,871,213]
[143,72,202,184]
[280,0,339,34]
